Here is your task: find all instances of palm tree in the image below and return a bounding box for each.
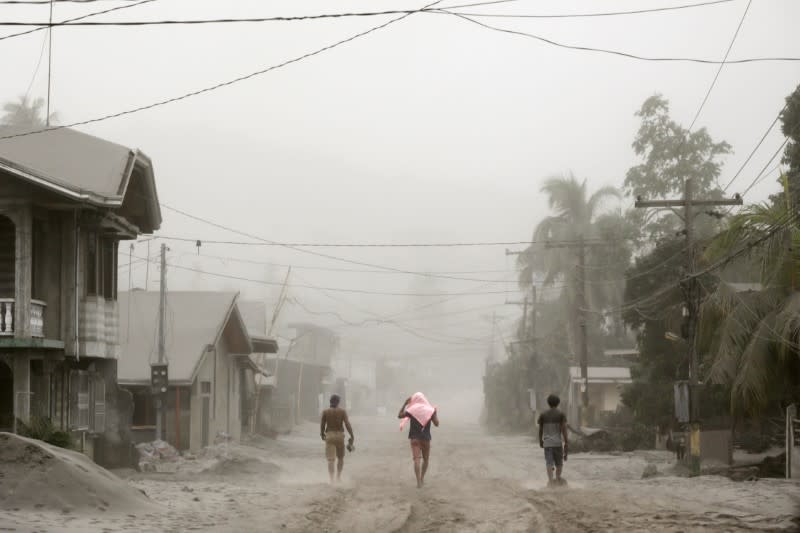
[1,95,57,128]
[517,173,626,354]
[699,176,800,415]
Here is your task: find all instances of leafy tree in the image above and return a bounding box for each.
[624,94,732,242]
[1,95,57,128]
[699,185,800,415]
[517,174,628,354]
[621,94,733,429]
[770,83,800,207]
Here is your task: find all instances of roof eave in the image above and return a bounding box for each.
[0,158,123,207]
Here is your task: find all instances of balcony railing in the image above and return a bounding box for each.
[0,299,47,337]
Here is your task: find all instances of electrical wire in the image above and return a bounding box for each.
[149,233,566,248]
[445,0,737,19]
[723,104,786,192]
[686,0,751,132]
[445,11,799,64]
[131,253,518,297]
[0,0,438,140]
[0,0,156,42]
[1,0,739,25]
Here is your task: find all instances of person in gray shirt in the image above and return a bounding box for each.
[537,394,568,487]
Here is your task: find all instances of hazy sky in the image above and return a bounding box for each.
[1,0,798,375]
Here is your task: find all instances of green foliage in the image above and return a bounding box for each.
[625,95,731,200]
[771,83,800,207]
[624,94,731,242]
[17,416,74,450]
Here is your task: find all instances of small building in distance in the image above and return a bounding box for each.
[118,291,261,451]
[567,365,633,427]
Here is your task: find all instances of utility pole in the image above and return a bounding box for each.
[635,177,741,475]
[545,238,608,428]
[152,244,169,441]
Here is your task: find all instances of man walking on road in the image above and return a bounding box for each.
[320,394,354,483]
[398,392,439,488]
[538,394,568,487]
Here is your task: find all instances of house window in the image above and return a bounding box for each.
[85,231,98,296]
[101,239,117,300]
[201,381,211,395]
[68,371,107,432]
[70,371,90,430]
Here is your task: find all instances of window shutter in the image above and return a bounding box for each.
[93,375,106,433]
[76,373,90,430]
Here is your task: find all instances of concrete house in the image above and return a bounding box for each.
[0,127,161,466]
[118,291,268,451]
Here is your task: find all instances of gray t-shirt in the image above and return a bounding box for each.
[538,408,566,448]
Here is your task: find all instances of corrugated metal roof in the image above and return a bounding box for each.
[0,127,133,199]
[117,291,244,384]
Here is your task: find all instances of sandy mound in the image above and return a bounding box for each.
[0,433,155,513]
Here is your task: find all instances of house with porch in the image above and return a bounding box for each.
[118,291,272,451]
[0,126,161,466]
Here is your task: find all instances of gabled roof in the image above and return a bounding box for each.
[117,291,252,385]
[0,126,161,232]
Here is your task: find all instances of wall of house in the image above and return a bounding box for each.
[187,332,243,451]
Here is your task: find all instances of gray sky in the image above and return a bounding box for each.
[1,0,798,376]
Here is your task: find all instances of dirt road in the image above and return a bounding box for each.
[1,416,798,532]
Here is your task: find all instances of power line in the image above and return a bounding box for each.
[153,234,549,248]
[133,253,518,297]
[0,0,436,139]
[0,0,156,42]
[128,248,515,276]
[446,0,737,19]
[0,0,143,4]
[445,11,800,64]
[723,104,786,192]
[0,0,739,25]
[155,203,553,284]
[686,0,751,132]
[740,138,790,197]
[0,8,447,26]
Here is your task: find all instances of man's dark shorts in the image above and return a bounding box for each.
[544,446,563,468]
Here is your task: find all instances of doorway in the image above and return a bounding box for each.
[0,360,13,431]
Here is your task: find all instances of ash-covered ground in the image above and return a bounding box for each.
[2,417,799,532]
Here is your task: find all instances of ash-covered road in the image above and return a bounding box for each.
[2,415,798,532]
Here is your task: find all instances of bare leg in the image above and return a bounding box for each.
[327,460,335,483]
[337,458,344,482]
[546,466,554,483]
[413,458,422,488]
[555,466,563,481]
[421,459,429,484]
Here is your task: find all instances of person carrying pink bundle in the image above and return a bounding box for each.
[398,392,440,488]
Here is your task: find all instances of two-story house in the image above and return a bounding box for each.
[0,126,161,466]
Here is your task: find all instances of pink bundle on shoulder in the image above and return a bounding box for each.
[400,392,436,431]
